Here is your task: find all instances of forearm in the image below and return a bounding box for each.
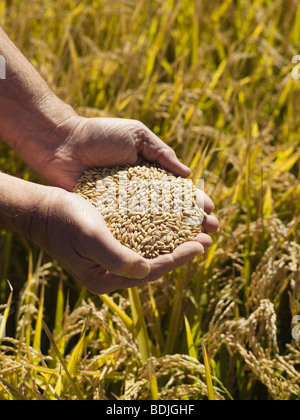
[0,26,77,173]
[0,172,48,239]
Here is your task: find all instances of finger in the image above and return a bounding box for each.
[82,215,151,280]
[202,214,219,233]
[134,123,191,178]
[196,232,213,250]
[96,238,151,279]
[155,147,191,178]
[81,241,206,295]
[146,241,204,282]
[91,241,205,294]
[79,266,148,295]
[196,189,215,214]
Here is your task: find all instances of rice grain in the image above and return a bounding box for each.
[73,163,206,259]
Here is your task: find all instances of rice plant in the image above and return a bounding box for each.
[0,0,299,400]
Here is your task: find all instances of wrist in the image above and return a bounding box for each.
[0,172,54,242]
[1,93,78,169]
[0,26,79,176]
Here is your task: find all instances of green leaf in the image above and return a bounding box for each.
[184,315,198,360]
[202,340,216,401]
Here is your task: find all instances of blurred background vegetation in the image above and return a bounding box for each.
[0,0,299,400]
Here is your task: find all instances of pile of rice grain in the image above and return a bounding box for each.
[73,163,206,259]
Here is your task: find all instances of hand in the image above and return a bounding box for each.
[33,187,216,295]
[39,116,218,234]
[30,116,218,294]
[40,117,192,191]
[0,27,218,294]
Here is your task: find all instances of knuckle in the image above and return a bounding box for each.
[157,145,176,160]
[132,119,146,131]
[127,119,150,141]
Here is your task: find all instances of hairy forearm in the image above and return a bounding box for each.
[0,26,77,173]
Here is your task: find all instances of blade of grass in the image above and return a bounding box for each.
[128,287,150,364]
[191,0,200,66]
[48,383,62,401]
[54,277,64,335]
[99,294,134,331]
[33,281,45,359]
[0,376,28,401]
[165,269,189,355]
[148,283,164,351]
[0,280,13,345]
[24,250,34,346]
[148,357,159,400]
[42,320,84,400]
[0,232,12,302]
[54,369,63,399]
[201,339,216,401]
[66,308,92,378]
[184,314,198,360]
[243,102,252,294]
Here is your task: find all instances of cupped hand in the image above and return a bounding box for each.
[42,115,218,231]
[42,117,193,191]
[35,187,217,295]
[36,117,218,293]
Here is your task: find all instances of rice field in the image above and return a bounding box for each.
[0,0,300,400]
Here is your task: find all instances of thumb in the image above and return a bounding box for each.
[108,245,151,279]
[87,220,151,279]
